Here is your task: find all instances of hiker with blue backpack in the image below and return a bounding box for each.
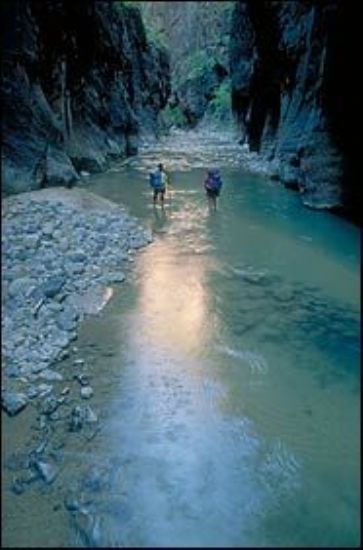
[149,163,169,206]
[204,168,223,209]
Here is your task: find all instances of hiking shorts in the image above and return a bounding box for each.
[206,188,220,198]
[153,187,165,198]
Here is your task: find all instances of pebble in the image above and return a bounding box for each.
[75,373,90,386]
[40,395,59,415]
[80,386,94,399]
[64,495,81,511]
[69,406,84,431]
[84,405,98,423]
[2,191,151,499]
[26,386,39,399]
[38,384,53,397]
[32,459,57,484]
[38,369,63,382]
[11,477,25,495]
[103,271,125,284]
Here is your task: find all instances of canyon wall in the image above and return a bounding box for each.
[230,0,359,220]
[1,0,171,195]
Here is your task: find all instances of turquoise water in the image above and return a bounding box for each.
[75,157,360,547]
[2,135,360,547]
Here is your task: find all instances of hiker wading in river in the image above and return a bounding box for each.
[149,163,170,206]
[204,168,223,210]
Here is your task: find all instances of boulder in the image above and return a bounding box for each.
[2,392,28,416]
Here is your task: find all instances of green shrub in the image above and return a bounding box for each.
[114,1,140,14]
[175,50,216,88]
[161,104,187,128]
[145,26,167,52]
[208,81,231,121]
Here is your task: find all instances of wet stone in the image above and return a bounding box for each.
[81,386,94,399]
[71,509,99,548]
[32,459,57,484]
[2,391,28,416]
[20,470,39,485]
[40,395,59,415]
[8,277,35,299]
[4,364,21,378]
[38,369,63,382]
[26,386,39,399]
[69,406,85,432]
[64,495,82,512]
[38,384,54,397]
[40,276,66,298]
[103,271,125,284]
[75,373,90,387]
[11,477,25,495]
[84,406,98,424]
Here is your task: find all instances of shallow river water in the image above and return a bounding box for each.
[2,132,360,547]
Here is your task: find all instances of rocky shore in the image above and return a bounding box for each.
[2,186,151,428]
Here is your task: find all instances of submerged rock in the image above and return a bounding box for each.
[84,406,98,424]
[40,395,59,416]
[80,386,94,400]
[75,373,90,387]
[32,459,57,484]
[11,477,26,495]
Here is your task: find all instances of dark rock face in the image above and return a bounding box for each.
[230,1,359,221]
[1,1,170,195]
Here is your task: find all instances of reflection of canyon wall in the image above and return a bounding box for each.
[1,1,170,195]
[230,1,359,222]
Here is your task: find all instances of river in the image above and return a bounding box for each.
[2,132,360,547]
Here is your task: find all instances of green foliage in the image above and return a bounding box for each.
[176,51,216,86]
[114,1,139,12]
[145,26,167,52]
[161,104,187,128]
[208,81,232,121]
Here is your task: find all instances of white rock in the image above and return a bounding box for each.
[80,386,93,399]
[38,369,63,382]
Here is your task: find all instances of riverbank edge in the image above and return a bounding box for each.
[2,186,152,420]
[153,126,360,226]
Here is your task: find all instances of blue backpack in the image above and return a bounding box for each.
[149,171,162,190]
[206,169,223,191]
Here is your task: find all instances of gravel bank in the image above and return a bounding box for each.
[2,187,152,416]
